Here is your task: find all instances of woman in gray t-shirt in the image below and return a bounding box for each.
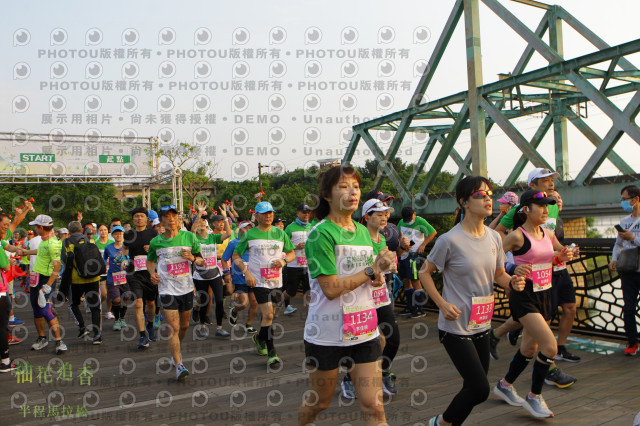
[420,176,524,426]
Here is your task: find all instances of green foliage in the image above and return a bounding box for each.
[586,216,603,238]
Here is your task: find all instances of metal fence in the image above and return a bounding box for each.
[399,238,631,340]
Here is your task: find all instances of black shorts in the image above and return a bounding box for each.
[510,280,553,322]
[304,338,382,371]
[128,272,158,302]
[160,293,194,312]
[253,286,283,305]
[398,254,424,280]
[551,268,576,308]
[283,267,310,297]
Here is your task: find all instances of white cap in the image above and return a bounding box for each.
[57,228,69,234]
[527,168,559,186]
[152,218,160,226]
[29,214,53,226]
[362,199,394,217]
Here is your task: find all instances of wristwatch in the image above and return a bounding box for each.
[364,266,376,280]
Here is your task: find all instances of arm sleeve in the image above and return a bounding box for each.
[612,234,623,261]
[234,233,249,255]
[50,239,62,262]
[426,235,448,271]
[305,229,337,279]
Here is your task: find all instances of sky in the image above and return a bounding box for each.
[2,0,640,184]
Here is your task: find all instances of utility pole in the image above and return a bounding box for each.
[257,162,270,190]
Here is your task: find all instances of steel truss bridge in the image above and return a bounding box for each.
[343,0,640,215]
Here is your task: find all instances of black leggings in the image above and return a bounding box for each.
[70,282,102,334]
[194,277,224,326]
[439,329,491,426]
[376,304,400,371]
[0,295,10,360]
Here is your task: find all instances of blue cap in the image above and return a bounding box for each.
[255,201,275,214]
[148,210,158,220]
[111,225,125,233]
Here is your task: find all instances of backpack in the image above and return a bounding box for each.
[71,236,106,279]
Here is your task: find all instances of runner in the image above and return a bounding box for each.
[493,190,576,418]
[191,202,233,338]
[223,221,258,334]
[341,198,402,399]
[273,217,286,230]
[103,226,130,331]
[397,206,437,318]
[232,201,295,368]
[62,221,104,345]
[147,205,203,380]
[419,176,525,426]
[122,207,158,350]
[281,203,313,316]
[0,236,16,372]
[95,224,114,320]
[298,166,395,426]
[18,214,68,354]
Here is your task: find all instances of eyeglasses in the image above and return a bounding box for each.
[470,190,493,199]
[621,196,636,201]
[160,205,176,211]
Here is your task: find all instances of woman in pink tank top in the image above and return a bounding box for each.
[492,190,577,419]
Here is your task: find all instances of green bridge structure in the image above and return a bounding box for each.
[342,0,640,218]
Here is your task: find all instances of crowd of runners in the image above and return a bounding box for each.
[0,165,639,425]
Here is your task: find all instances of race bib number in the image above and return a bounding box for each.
[553,261,566,272]
[134,256,147,272]
[167,258,190,277]
[296,256,308,267]
[29,272,39,287]
[343,304,378,343]
[532,263,552,292]
[201,244,218,269]
[112,270,127,285]
[372,285,390,308]
[204,256,218,268]
[260,266,280,281]
[468,295,494,330]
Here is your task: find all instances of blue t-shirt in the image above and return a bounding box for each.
[222,238,248,285]
[103,242,125,283]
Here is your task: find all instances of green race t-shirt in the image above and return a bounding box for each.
[371,234,387,255]
[193,232,223,279]
[285,221,313,268]
[33,236,62,276]
[398,216,436,259]
[304,219,378,346]
[148,231,201,296]
[500,203,559,231]
[234,226,295,289]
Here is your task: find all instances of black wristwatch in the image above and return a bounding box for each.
[364,266,376,280]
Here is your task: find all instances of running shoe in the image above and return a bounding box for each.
[507,328,521,346]
[544,366,576,388]
[153,314,162,329]
[8,335,22,345]
[120,319,127,328]
[268,351,281,368]
[170,353,182,367]
[382,371,398,396]
[215,328,230,337]
[138,335,150,350]
[229,308,238,326]
[92,335,102,345]
[341,376,357,399]
[176,363,189,381]
[493,379,524,406]
[624,342,639,356]
[252,334,267,356]
[0,361,17,373]
[245,324,257,334]
[105,312,115,320]
[489,329,500,360]
[78,327,90,339]
[31,337,48,351]
[55,340,68,354]
[410,310,426,319]
[428,415,441,426]
[283,305,297,315]
[522,393,553,418]
[113,319,122,331]
[195,325,209,339]
[146,323,157,342]
[556,346,581,362]
[398,306,412,316]
[8,318,25,326]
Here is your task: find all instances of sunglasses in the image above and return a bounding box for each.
[365,201,387,214]
[532,192,547,199]
[470,190,493,199]
[160,205,177,211]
